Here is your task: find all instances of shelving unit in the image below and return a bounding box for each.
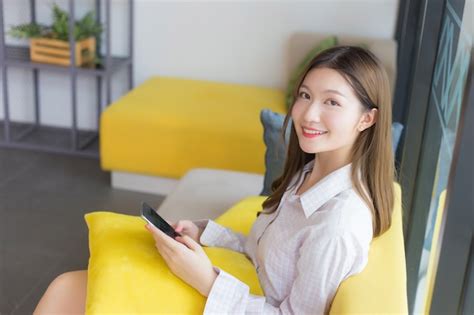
[0,0,134,158]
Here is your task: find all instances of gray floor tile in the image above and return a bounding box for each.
[0,147,166,314]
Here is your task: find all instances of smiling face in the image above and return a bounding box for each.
[291,67,375,165]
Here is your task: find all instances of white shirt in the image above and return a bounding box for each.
[193,160,373,315]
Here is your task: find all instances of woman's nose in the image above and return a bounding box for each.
[302,102,322,123]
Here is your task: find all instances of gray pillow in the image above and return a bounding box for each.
[260,109,291,196]
[259,109,404,196]
[392,122,404,154]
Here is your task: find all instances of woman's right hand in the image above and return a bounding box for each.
[167,220,202,243]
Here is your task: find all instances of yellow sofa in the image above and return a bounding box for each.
[84,183,408,314]
[100,76,286,178]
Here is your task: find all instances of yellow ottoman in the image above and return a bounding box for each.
[100,76,286,178]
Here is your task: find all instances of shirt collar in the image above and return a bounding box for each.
[291,159,354,218]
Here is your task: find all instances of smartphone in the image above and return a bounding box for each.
[141,202,182,239]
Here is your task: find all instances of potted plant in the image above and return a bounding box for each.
[9,3,103,67]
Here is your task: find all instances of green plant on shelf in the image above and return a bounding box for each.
[9,3,103,66]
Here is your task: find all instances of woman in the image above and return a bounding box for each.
[34,45,395,314]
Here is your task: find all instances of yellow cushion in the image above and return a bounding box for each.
[213,195,266,233]
[85,184,407,314]
[100,76,286,178]
[84,210,263,314]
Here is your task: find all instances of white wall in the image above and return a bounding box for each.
[0,0,399,130]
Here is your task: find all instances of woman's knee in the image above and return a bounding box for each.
[53,270,86,285]
[46,270,86,293]
[34,270,87,314]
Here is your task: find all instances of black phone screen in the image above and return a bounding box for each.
[141,202,181,238]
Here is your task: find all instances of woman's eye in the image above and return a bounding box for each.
[298,91,310,99]
[326,99,340,106]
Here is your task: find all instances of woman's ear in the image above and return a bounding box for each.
[358,108,378,132]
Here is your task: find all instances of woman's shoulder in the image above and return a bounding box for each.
[308,188,373,246]
[341,188,374,244]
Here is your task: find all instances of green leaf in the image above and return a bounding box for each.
[9,2,103,41]
[8,23,49,39]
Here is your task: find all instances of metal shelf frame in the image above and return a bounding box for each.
[0,0,134,158]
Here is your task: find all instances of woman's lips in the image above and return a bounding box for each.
[302,128,328,138]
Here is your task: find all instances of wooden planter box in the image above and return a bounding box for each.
[30,37,96,67]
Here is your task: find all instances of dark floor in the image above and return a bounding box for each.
[0,147,166,315]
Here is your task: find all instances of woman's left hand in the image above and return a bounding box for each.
[145,223,218,297]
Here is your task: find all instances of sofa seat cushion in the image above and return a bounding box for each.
[100,76,286,178]
[157,168,264,222]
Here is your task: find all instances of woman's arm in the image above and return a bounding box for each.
[202,233,362,314]
[192,219,248,253]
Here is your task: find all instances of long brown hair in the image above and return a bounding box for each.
[259,46,395,238]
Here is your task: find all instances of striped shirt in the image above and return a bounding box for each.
[192,160,373,314]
